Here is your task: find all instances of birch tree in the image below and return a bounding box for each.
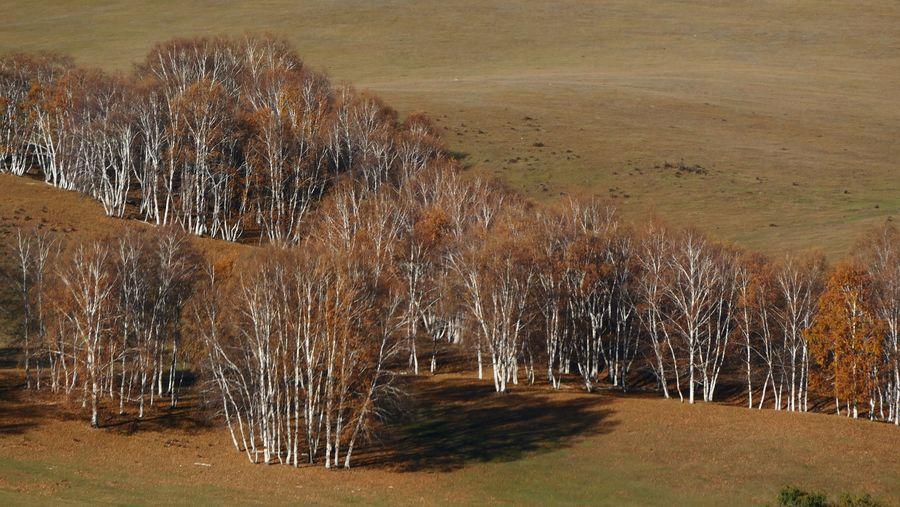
[453,213,534,393]
[665,231,718,404]
[856,222,899,423]
[808,263,885,419]
[0,53,72,175]
[772,254,825,411]
[535,207,574,389]
[55,241,117,427]
[637,223,678,399]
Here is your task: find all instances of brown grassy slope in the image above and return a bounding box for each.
[0,174,248,259]
[0,174,249,344]
[1,0,898,257]
[0,176,898,505]
[0,368,898,506]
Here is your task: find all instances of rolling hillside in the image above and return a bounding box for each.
[0,175,898,505]
[1,2,899,504]
[1,0,898,256]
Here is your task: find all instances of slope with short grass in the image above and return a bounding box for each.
[1,0,898,257]
[2,2,899,503]
[0,175,897,505]
[1,369,898,505]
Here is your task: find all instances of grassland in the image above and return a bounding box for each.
[1,368,899,506]
[0,174,898,505]
[2,0,898,257]
[1,2,899,504]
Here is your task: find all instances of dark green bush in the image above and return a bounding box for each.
[779,486,828,507]
[777,487,882,507]
[836,492,881,507]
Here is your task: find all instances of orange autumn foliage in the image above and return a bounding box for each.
[807,263,886,406]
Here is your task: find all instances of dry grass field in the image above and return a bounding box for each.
[2,0,898,257]
[2,1,899,504]
[0,360,900,505]
[1,367,899,505]
[0,174,898,505]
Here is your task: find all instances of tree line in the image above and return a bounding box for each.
[1,35,444,242]
[3,37,898,471]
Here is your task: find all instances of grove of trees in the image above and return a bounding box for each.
[3,36,898,470]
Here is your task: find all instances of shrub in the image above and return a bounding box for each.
[778,486,828,507]
[777,487,883,507]
[837,493,881,507]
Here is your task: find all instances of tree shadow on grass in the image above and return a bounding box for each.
[0,355,214,436]
[360,375,618,472]
[0,361,46,435]
[98,372,216,435]
[99,395,216,435]
[0,347,20,369]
